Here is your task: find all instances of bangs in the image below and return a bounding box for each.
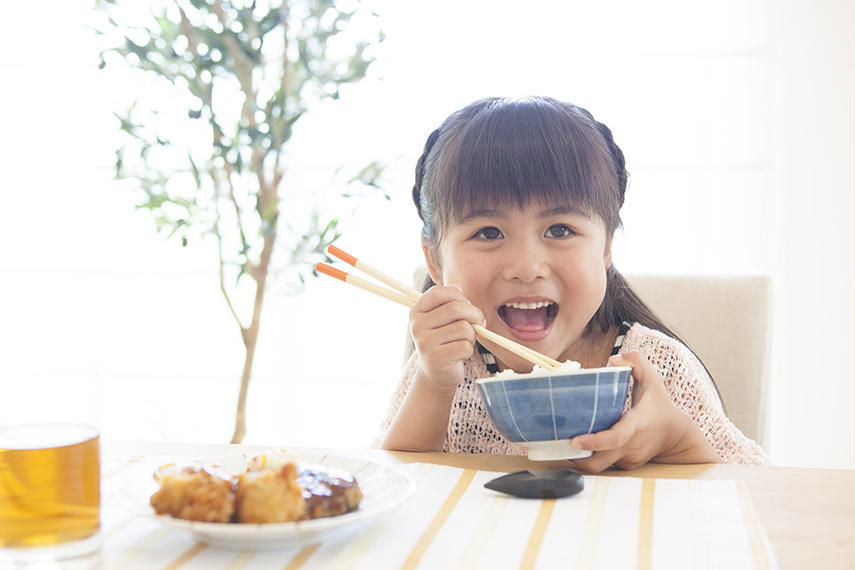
[431,98,620,231]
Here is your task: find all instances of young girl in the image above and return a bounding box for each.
[378,96,768,472]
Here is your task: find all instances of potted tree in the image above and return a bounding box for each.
[94,0,385,442]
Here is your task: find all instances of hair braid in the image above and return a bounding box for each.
[412,127,442,223]
[593,120,628,208]
[573,106,628,209]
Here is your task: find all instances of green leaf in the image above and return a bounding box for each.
[124,37,150,61]
[257,9,283,36]
[95,0,386,290]
[188,153,201,189]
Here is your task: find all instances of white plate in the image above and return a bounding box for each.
[118,452,416,549]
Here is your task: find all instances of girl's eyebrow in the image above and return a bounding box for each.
[460,209,505,222]
[538,206,588,217]
[460,206,588,223]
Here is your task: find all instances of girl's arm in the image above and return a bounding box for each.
[626,331,769,465]
[566,351,720,473]
[380,367,457,451]
[379,285,485,452]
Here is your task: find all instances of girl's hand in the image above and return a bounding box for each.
[409,285,486,394]
[566,351,720,473]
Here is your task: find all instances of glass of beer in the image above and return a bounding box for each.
[0,377,101,567]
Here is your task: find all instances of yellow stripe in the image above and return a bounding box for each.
[225,551,257,570]
[103,455,143,479]
[163,542,207,570]
[401,468,477,570]
[459,494,507,568]
[637,478,656,570]
[736,481,772,570]
[333,463,434,570]
[112,526,171,568]
[283,542,322,570]
[520,498,557,570]
[576,477,610,570]
[689,480,710,570]
[102,513,137,540]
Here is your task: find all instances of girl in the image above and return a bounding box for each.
[378,96,768,472]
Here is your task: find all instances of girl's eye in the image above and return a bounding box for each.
[474,226,503,240]
[545,224,575,239]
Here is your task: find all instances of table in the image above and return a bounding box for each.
[102,441,854,570]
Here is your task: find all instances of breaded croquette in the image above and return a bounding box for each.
[235,463,307,523]
[149,465,235,522]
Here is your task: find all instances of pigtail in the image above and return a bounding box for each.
[581,107,724,404]
[412,127,442,225]
[592,120,628,208]
[574,106,628,210]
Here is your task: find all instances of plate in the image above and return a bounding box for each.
[117,452,416,549]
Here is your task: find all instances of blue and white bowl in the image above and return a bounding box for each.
[476,366,632,460]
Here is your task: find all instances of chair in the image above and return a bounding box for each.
[407,268,772,446]
[625,275,771,446]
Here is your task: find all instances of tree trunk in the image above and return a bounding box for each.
[230,321,258,444]
[230,232,275,444]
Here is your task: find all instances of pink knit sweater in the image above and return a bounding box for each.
[377,323,769,465]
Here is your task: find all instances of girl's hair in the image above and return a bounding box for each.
[410,96,723,402]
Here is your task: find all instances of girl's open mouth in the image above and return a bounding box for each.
[497,301,558,340]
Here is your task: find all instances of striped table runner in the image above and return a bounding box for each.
[101,458,777,569]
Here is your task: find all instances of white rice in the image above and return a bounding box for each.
[492,359,582,380]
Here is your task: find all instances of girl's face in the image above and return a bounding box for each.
[423,202,612,371]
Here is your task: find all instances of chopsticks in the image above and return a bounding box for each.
[317,245,561,371]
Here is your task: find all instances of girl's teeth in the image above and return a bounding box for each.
[504,301,553,310]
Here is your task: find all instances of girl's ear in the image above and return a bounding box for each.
[603,237,613,268]
[421,236,442,285]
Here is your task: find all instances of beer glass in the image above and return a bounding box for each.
[0,376,101,568]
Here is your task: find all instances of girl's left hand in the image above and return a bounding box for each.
[566,351,720,473]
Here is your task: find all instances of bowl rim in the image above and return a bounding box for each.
[475,365,632,384]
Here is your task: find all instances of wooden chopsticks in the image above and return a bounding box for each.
[317,245,561,371]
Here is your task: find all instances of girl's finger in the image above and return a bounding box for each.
[415,284,470,311]
[411,300,484,332]
[419,320,477,348]
[567,448,624,474]
[570,412,637,452]
[609,351,662,390]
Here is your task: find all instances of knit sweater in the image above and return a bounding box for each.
[377,323,769,465]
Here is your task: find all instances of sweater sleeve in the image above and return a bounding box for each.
[622,326,769,465]
[372,351,525,455]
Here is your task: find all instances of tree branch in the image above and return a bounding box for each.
[211,0,255,125]
[212,171,247,338]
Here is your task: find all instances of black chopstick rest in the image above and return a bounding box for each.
[484,469,584,499]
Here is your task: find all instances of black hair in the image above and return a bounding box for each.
[410,96,723,402]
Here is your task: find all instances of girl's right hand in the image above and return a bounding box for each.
[409,284,486,395]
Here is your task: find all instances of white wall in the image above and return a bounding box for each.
[765,0,854,467]
[0,0,851,468]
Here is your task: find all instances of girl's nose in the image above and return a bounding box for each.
[501,244,550,283]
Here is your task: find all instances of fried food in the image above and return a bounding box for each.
[149,451,363,524]
[300,465,363,519]
[235,463,307,523]
[149,465,235,523]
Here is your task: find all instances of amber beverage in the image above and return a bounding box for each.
[0,424,100,548]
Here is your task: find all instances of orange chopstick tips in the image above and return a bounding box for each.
[317,246,561,371]
[316,262,416,308]
[326,245,422,302]
[315,262,347,282]
[327,245,358,266]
